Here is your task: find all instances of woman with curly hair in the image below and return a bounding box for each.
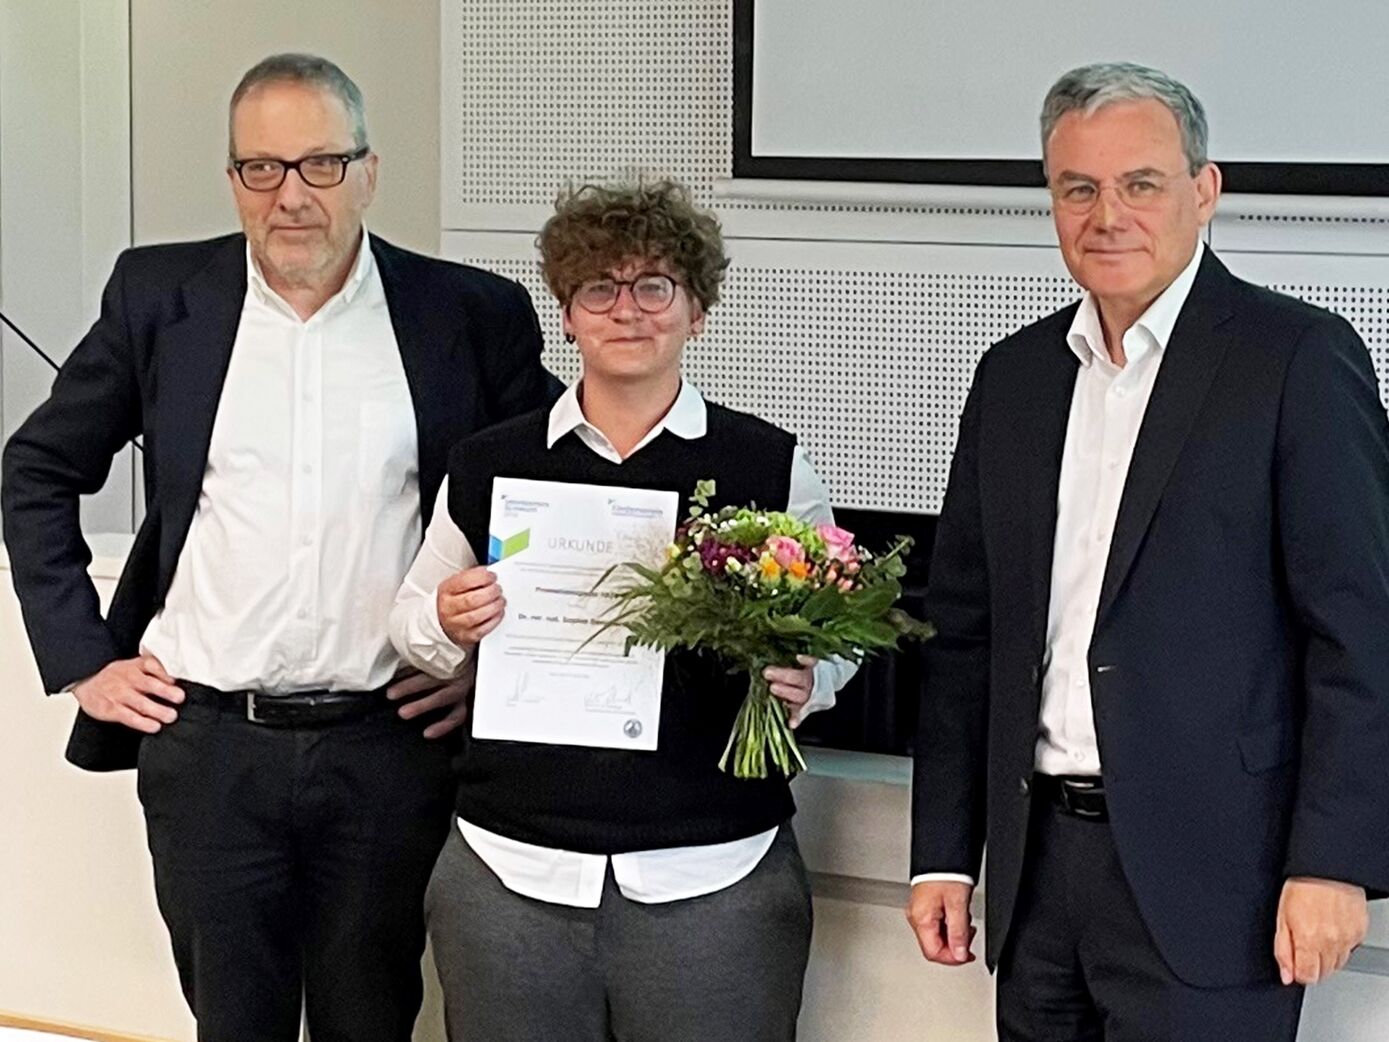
[388,179,853,1040]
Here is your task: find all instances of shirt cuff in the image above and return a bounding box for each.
[397,586,471,679]
[910,873,976,887]
[790,656,855,727]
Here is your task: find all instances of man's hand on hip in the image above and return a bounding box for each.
[906,880,977,966]
[1275,876,1368,985]
[71,654,184,734]
[387,670,470,739]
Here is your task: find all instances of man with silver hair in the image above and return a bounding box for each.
[3,52,557,1041]
[908,62,1389,1039]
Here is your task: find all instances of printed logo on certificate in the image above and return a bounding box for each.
[472,477,679,750]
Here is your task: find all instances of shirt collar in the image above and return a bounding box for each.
[546,377,707,451]
[245,227,374,316]
[1066,239,1205,367]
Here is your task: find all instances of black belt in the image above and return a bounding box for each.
[1034,774,1109,822]
[181,681,387,728]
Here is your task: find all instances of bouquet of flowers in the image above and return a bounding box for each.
[597,480,934,779]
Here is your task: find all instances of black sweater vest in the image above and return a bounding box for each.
[446,401,798,853]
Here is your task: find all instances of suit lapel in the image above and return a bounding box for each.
[1095,251,1238,625]
[1019,334,1081,655]
[372,237,472,520]
[154,236,246,576]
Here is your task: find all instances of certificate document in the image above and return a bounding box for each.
[472,477,680,750]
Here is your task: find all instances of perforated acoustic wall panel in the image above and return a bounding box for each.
[443,2,1389,518]
[448,0,731,208]
[443,0,1055,239]
[1274,286,1389,390]
[451,234,1389,514]
[447,233,1083,513]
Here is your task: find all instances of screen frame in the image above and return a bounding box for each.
[732,0,1389,197]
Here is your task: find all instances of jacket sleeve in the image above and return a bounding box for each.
[911,352,992,879]
[2,251,143,693]
[1275,313,1389,894]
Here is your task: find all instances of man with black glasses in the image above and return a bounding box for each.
[2,53,557,1042]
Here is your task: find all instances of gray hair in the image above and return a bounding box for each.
[228,53,368,156]
[1040,62,1208,175]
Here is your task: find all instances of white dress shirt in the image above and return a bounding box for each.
[141,233,420,693]
[912,242,1205,889]
[389,378,857,907]
[1035,241,1204,776]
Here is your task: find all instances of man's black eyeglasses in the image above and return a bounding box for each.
[231,145,371,192]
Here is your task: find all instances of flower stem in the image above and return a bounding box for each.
[719,664,808,779]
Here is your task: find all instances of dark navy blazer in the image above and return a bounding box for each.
[913,249,1389,987]
[2,232,561,772]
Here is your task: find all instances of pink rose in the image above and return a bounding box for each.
[766,536,806,569]
[817,524,859,564]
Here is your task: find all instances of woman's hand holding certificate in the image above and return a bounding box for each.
[437,566,505,646]
[468,477,680,751]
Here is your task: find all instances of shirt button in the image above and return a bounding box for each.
[1073,678,1086,689]
[1072,751,1086,763]
[1094,531,1107,543]
[301,463,312,474]
[1106,460,1119,470]
[301,535,313,546]
[296,608,308,620]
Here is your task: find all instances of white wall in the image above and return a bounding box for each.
[0,0,442,539]
[0,0,134,535]
[129,0,440,254]
[0,540,193,1038]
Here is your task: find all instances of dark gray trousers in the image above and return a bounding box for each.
[425,823,813,1041]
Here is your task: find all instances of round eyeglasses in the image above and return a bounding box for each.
[231,146,371,192]
[572,273,680,314]
[1048,170,1185,215]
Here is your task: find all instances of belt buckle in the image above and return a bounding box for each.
[245,691,266,724]
[1060,779,1104,820]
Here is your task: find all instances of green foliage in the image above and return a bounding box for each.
[591,482,936,778]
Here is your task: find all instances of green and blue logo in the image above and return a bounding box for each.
[487,529,531,564]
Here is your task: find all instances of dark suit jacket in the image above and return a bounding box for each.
[912,249,1389,987]
[2,232,561,772]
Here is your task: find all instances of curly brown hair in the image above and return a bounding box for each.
[537,180,729,311]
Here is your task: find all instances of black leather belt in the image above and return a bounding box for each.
[181,681,387,728]
[1034,774,1109,822]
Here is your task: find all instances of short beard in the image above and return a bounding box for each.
[257,241,339,292]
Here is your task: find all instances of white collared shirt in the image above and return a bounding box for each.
[389,378,857,906]
[912,241,1205,889]
[1036,240,1205,776]
[140,233,420,693]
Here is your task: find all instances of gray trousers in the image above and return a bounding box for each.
[425,823,813,1041]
